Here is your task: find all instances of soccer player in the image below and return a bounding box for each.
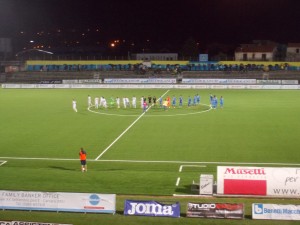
[188,96,192,107]
[132,96,137,108]
[193,94,197,106]
[158,96,163,108]
[109,96,115,108]
[196,94,200,105]
[179,95,183,107]
[72,99,78,112]
[172,95,176,108]
[123,97,127,108]
[102,97,108,108]
[212,95,218,109]
[88,95,92,108]
[209,94,213,107]
[163,99,168,111]
[143,101,147,112]
[125,97,130,108]
[100,96,105,107]
[166,96,171,108]
[220,96,224,108]
[140,96,144,108]
[79,148,87,172]
[95,97,99,109]
[148,95,152,105]
[116,97,120,108]
[153,96,157,106]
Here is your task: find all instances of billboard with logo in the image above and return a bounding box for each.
[186,203,244,219]
[124,200,180,218]
[252,203,300,220]
[217,166,300,197]
[0,190,116,214]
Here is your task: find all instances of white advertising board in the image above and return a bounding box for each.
[252,204,300,220]
[0,191,116,214]
[104,78,176,84]
[0,221,72,225]
[2,84,300,90]
[199,174,213,195]
[182,79,256,84]
[217,167,300,198]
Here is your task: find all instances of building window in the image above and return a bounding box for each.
[243,54,247,61]
[252,53,255,59]
[296,48,300,54]
[262,54,267,61]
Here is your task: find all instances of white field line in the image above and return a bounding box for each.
[179,165,207,172]
[176,165,207,187]
[0,157,300,166]
[0,161,7,167]
[94,90,170,160]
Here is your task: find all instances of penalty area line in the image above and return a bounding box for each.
[94,90,170,160]
[0,161,7,167]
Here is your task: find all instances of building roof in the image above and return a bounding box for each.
[235,44,276,53]
[287,43,300,48]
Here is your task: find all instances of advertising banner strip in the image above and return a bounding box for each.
[0,222,72,225]
[2,84,300,89]
[182,78,257,84]
[0,191,116,214]
[217,166,300,198]
[186,203,244,219]
[124,200,180,218]
[104,78,177,84]
[252,203,300,220]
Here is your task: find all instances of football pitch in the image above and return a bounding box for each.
[0,87,300,224]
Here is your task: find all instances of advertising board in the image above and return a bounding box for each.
[0,191,116,214]
[252,203,300,220]
[217,167,300,197]
[182,79,256,84]
[0,221,72,225]
[124,200,180,218]
[104,78,176,84]
[186,203,244,219]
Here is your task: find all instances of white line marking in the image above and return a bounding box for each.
[179,165,183,172]
[176,177,181,186]
[179,165,206,172]
[95,90,170,160]
[1,157,300,166]
[0,161,7,167]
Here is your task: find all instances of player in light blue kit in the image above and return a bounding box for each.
[172,96,176,108]
[213,95,218,109]
[220,96,224,108]
[196,94,200,105]
[193,95,197,106]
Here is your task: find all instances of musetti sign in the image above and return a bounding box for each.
[217,166,300,197]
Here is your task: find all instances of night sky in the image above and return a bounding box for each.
[1,0,300,52]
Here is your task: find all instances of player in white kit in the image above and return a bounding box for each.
[116,97,120,108]
[88,95,92,108]
[123,97,127,108]
[132,96,137,108]
[72,99,77,112]
[95,97,99,109]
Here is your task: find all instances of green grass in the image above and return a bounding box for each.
[0,88,300,224]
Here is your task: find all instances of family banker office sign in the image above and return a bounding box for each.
[217,166,300,197]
